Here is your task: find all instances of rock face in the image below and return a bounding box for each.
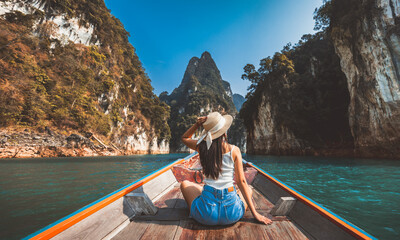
[0,0,170,156]
[330,0,400,158]
[241,0,400,159]
[232,93,245,111]
[0,126,169,158]
[227,116,247,153]
[246,93,310,155]
[160,51,246,152]
[0,0,98,46]
[0,128,111,158]
[241,32,354,157]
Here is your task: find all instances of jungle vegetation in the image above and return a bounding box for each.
[240,19,354,148]
[0,0,170,143]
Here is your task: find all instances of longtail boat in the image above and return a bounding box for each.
[25,152,376,240]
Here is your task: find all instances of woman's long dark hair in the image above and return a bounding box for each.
[197,133,227,179]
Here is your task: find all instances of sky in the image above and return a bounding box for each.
[104,0,323,97]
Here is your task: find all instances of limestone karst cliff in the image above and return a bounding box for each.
[240,32,354,156]
[0,0,170,156]
[233,93,245,111]
[160,51,246,152]
[328,0,400,158]
[241,0,400,159]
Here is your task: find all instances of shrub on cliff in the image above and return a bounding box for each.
[0,0,170,144]
[240,31,353,147]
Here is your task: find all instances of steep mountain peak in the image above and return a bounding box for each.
[181,56,200,86]
[189,56,200,64]
[199,51,218,70]
[179,51,221,89]
[201,51,212,60]
[162,51,238,152]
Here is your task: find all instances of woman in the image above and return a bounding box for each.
[180,111,272,225]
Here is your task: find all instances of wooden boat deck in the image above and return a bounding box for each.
[28,153,375,240]
[112,184,310,240]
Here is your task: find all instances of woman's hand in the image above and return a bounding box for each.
[254,212,273,225]
[196,116,207,127]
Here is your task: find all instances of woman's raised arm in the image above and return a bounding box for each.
[233,146,272,225]
[181,116,207,151]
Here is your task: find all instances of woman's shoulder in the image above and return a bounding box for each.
[230,144,241,158]
[229,144,236,150]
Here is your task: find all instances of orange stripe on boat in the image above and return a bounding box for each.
[249,163,373,240]
[29,157,187,240]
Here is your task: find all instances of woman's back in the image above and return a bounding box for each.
[203,145,235,189]
[180,113,273,226]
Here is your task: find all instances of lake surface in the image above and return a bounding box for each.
[246,155,400,240]
[0,154,398,240]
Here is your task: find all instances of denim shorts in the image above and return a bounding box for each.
[190,185,245,225]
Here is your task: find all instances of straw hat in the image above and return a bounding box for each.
[196,112,233,149]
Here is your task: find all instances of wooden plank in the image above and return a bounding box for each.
[252,174,292,204]
[154,187,181,208]
[111,221,150,240]
[131,169,177,200]
[125,192,158,215]
[50,170,176,240]
[248,164,374,240]
[152,181,177,203]
[134,208,189,221]
[168,211,306,240]
[232,222,272,240]
[290,221,316,240]
[31,158,187,240]
[276,221,294,239]
[252,188,275,210]
[243,167,259,185]
[263,223,281,240]
[174,219,207,240]
[279,221,310,240]
[276,221,294,240]
[262,221,296,240]
[242,210,288,222]
[174,191,188,209]
[174,219,270,240]
[103,219,130,240]
[51,197,134,240]
[289,200,355,240]
[270,197,296,216]
[140,221,179,240]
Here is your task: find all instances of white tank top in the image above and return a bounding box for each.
[203,145,235,190]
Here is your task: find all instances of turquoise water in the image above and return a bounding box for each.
[0,154,398,239]
[0,154,188,240]
[244,155,400,240]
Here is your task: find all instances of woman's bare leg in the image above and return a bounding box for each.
[180,180,203,207]
[237,186,253,211]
